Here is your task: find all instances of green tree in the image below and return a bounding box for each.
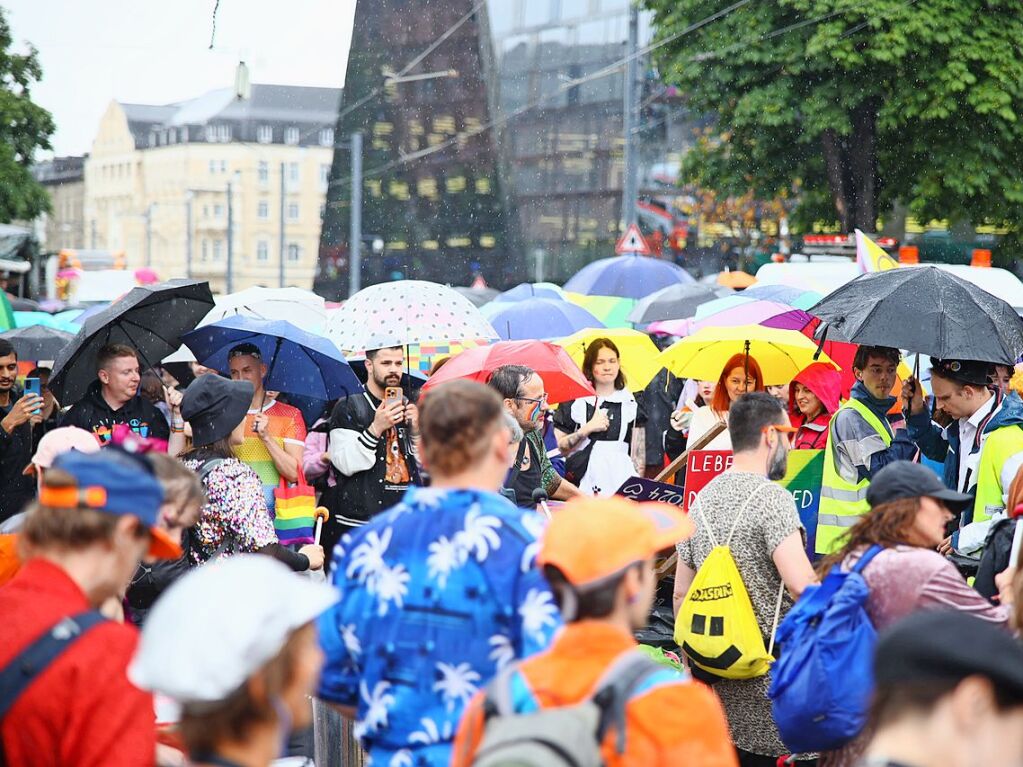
[0,8,54,223]
[645,0,1023,240]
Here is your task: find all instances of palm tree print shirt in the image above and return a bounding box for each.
[316,486,561,767]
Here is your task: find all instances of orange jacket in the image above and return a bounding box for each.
[451,621,738,767]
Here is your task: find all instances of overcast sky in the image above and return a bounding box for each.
[4,0,357,157]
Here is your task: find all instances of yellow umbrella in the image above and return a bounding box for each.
[556,328,660,391]
[657,325,834,386]
[717,270,757,289]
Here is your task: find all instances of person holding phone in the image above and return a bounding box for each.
[323,346,421,560]
[0,339,44,523]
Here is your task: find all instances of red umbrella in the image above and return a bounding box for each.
[421,340,595,404]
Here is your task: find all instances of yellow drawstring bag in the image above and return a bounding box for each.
[675,484,784,680]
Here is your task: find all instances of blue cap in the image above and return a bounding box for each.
[48,450,179,559]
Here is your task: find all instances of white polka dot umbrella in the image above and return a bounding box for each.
[325,280,499,354]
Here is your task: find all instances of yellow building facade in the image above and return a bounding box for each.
[84,85,339,293]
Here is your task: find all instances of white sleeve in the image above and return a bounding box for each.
[685,407,714,450]
[328,427,379,477]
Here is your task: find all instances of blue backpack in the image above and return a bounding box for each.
[767,544,883,754]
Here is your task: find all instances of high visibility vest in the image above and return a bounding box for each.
[816,398,892,555]
[972,425,1023,525]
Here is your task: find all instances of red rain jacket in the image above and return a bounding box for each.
[789,362,842,450]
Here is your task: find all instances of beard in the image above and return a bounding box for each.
[767,442,789,481]
[373,371,402,390]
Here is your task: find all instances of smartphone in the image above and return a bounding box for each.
[384,386,403,406]
[24,378,41,415]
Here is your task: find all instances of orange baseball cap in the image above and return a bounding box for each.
[537,496,694,588]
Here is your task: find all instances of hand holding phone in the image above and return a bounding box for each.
[24,378,41,416]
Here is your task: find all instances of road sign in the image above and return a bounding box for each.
[615,223,652,255]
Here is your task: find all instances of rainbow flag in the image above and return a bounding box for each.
[407,338,492,375]
[776,449,825,559]
[855,229,899,274]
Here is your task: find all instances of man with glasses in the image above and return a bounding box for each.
[488,365,583,507]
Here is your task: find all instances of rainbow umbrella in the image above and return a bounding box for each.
[564,292,635,329]
[694,300,812,333]
[406,338,493,376]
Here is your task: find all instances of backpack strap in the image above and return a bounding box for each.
[591,649,671,755]
[0,610,106,720]
[726,482,773,548]
[852,544,884,574]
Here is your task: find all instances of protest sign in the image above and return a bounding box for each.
[615,476,686,507]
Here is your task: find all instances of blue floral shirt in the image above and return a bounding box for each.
[317,486,561,767]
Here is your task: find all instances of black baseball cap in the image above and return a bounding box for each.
[866,461,973,511]
[875,610,1023,705]
[930,358,993,387]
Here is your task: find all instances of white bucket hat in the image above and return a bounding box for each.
[129,555,339,705]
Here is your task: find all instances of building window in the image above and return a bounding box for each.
[257,200,269,220]
[202,204,209,218]
[257,240,269,262]
[287,202,300,221]
[319,163,331,191]
[284,127,299,145]
[201,239,209,261]
[209,160,216,174]
[212,240,223,261]
[220,160,227,173]
[287,243,301,262]
[288,162,300,184]
[258,161,269,185]
[165,129,175,145]
[180,127,188,143]
[319,128,334,147]
[204,125,216,143]
[257,125,273,144]
[214,204,224,218]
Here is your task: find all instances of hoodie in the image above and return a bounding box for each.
[60,380,170,444]
[788,362,842,450]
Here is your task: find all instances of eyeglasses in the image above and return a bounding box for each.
[514,393,549,405]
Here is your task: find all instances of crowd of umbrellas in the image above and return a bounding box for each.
[0,251,1019,424]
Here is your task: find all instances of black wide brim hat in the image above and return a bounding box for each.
[181,375,254,446]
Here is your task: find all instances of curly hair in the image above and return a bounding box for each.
[818,497,921,576]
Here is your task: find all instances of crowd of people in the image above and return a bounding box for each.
[1,311,1023,767]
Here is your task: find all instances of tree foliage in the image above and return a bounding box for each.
[0,8,54,223]
[645,0,1023,241]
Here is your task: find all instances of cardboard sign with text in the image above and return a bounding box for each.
[684,449,824,558]
[615,476,686,507]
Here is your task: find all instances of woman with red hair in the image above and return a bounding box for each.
[685,353,764,451]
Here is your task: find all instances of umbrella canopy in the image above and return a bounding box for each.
[0,325,75,361]
[421,340,594,404]
[564,293,636,329]
[555,328,661,391]
[49,280,215,403]
[646,318,694,337]
[406,338,493,377]
[326,280,498,354]
[694,300,812,333]
[488,298,605,341]
[9,296,39,312]
[810,265,1023,364]
[492,283,566,303]
[741,284,823,310]
[69,303,111,326]
[716,270,757,289]
[451,285,500,308]
[627,283,732,325]
[181,316,362,401]
[201,286,327,331]
[564,254,695,299]
[14,311,79,333]
[658,325,835,386]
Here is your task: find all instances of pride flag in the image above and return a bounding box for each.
[855,229,899,274]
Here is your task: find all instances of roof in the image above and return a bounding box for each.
[120,83,343,148]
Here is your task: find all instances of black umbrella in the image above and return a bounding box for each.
[627,283,733,325]
[49,279,215,403]
[0,325,75,361]
[810,265,1023,364]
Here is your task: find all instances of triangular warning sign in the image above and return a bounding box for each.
[615,223,651,255]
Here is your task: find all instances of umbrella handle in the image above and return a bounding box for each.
[314,506,329,546]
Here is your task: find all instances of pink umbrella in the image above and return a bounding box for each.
[647,317,694,337]
[692,299,812,333]
[135,267,161,285]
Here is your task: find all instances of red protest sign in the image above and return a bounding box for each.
[683,450,734,511]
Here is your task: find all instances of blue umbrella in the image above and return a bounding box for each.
[487,298,605,341]
[181,316,363,401]
[741,285,822,309]
[492,282,566,303]
[564,255,695,299]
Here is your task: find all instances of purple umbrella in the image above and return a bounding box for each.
[692,300,812,333]
[564,255,695,299]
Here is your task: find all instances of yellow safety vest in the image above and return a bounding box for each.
[973,425,1023,524]
[817,398,892,555]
